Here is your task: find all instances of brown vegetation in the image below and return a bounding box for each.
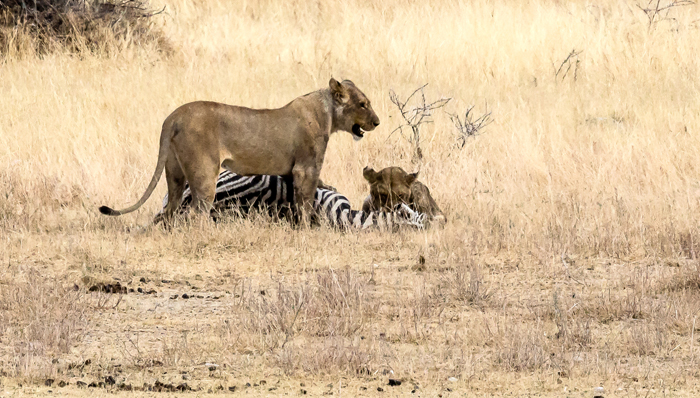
[1,0,700,396]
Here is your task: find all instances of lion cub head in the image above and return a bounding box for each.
[329,78,380,140]
[362,166,446,225]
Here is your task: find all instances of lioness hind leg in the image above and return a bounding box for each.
[181,157,219,218]
[160,154,187,225]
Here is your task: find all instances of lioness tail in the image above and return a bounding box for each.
[98,123,173,217]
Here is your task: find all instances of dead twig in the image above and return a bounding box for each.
[389,84,451,164]
[637,0,695,30]
[449,103,492,148]
[555,49,582,81]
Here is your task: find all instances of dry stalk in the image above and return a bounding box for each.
[449,103,493,147]
[637,0,695,29]
[389,84,451,163]
[555,49,582,81]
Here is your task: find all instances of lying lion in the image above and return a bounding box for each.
[154,170,430,231]
[99,78,380,224]
[362,166,446,226]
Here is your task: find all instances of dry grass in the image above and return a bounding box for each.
[2,0,700,395]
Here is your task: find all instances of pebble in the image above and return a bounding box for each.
[593,386,605,397]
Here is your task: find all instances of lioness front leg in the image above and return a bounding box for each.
[292,164,320,226]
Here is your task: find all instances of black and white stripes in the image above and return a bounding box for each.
[158,170,427,230]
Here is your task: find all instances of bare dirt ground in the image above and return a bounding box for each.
[3,220,700,397]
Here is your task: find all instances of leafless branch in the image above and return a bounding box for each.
[637,0,695,29]
[449,103,493,148]
[555,49,582,81]
[389,84,451,163]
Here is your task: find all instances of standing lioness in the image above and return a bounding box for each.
[99,78,380,223]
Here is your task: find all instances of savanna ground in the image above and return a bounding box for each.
[2,0,700,396]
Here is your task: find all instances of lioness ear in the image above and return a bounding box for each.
[405,172,419,185]
[329,77,347,103]
[363,167,378,183]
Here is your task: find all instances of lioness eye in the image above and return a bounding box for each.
[360,103,367,108]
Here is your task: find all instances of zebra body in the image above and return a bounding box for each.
[158,170,427,230]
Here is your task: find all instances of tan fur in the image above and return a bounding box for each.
[362,166,446,225]
[99,78,379,223]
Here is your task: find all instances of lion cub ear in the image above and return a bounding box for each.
[329,78,347,103]
[405,172,419,185]
[363,167,378,183]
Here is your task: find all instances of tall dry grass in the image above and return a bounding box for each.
[2,0,700,391]
[1,0,699,256]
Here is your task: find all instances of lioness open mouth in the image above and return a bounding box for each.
[351,124,365,140]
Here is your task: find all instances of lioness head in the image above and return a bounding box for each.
[329,78,380,140]
[362,166,446,225]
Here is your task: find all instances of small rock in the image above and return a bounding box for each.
[45,379,54,387]
[300,382,305,387]
[182,293,190,299]
[448,377,458,382]
[170,295,178,299]
[594,386,605,398]
[137,287,144,293]
[388,379,402,386]
[58,381,67,387]
[140,277,147,283]
[245,383,251,387]
[76,381,87,388]
[300,389,307,394]
[377,387,384,392]
[105,375,115,385]
[228,386,236,392]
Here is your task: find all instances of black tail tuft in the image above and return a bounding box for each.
[99,206,118,216]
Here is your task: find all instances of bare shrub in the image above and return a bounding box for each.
[637,0,695,30]
[278,337,379,376]
[309,268,379,337]
[449,104,493,148]
[0,267,88,378]
[440,259,492,307]
[0,0,167,55]
[224,268,377,361]
[389,84,451,163]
